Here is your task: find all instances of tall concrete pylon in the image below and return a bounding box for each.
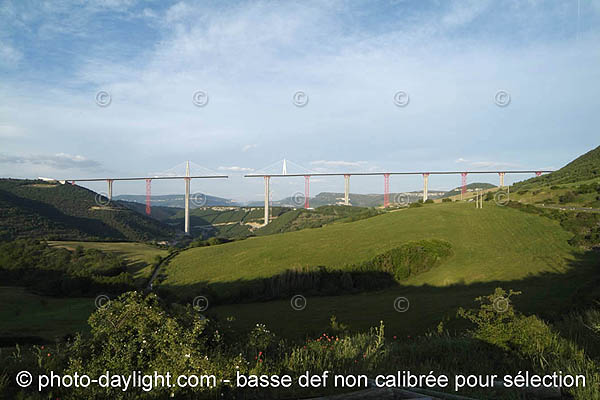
[264,176,270,225]
[107,179,113,201]
[184,161,191,235]
[282,159,287,175]
[498,172,505,188]
[344,174,350,206]
[422,173,429,202]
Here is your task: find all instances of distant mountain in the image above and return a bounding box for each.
[264,190,447,208]
[114,194,239,208]
[514,145,600,189]
[116,200,181,222]
[0,179,175,242]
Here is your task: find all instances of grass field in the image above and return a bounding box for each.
[0,287,93,344]
[159,201,588,337]
[162,202,574,293]
[48,241,168,282]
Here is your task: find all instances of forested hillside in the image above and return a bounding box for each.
[0,179,175,241]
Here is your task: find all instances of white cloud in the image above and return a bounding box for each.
[242,144,257,152]
[455,158,521,169]
[310,160,368,168]
[0,124,24,137]
[218,166,254,172]
[0,153,102,169]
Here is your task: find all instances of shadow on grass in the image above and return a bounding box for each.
[157,249,600,338]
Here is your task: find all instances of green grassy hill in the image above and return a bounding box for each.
[161,202,574,299]
[514,145,600,189]
[0,179,175,241]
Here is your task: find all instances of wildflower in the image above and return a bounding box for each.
[47,353,51,357]
[393,336,397,340]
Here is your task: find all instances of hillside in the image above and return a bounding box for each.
[0,179,175,241]
[437,182,496,198]
[164,205,381,239]
[116,200,181,222]
[115,193,238,207]
[160,202,574,301]
[514,145,600,189]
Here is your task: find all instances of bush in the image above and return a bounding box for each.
[442,198,453,202]
[359,239,453,281]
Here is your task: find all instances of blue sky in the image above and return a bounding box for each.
[1,0,599,202]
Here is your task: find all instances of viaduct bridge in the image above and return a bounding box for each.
[62,161,552,233]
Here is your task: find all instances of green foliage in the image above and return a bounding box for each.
[65,292,215,399]
[3,289,600,399]
[514,145,600,189]
[355,239,453,281]
[0,179,174,241]
[458,288,600,400]
[0,239,135,296]
[508,201,600,248]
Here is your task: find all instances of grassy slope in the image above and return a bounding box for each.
[48,241,168,281]
[0,287,93,343]
[515,145,600,189]
[163,202,574,294]
[0,179,175,241]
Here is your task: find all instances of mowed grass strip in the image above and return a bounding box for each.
[164,202,575,295]
[48,241,168,281]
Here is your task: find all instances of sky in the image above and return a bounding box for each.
[1,0,599,202]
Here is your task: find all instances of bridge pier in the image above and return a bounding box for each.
[107,179,113,201]
[304,175,310,209]
[344,174,350,205]
[460,172,468,200]
[422,173,429,202]
[145,179,152,215]
[383,174,390,207]
[535,171,542,177]
[184,161,191,235]
[264,176,270,225]
[498,172,505,188]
